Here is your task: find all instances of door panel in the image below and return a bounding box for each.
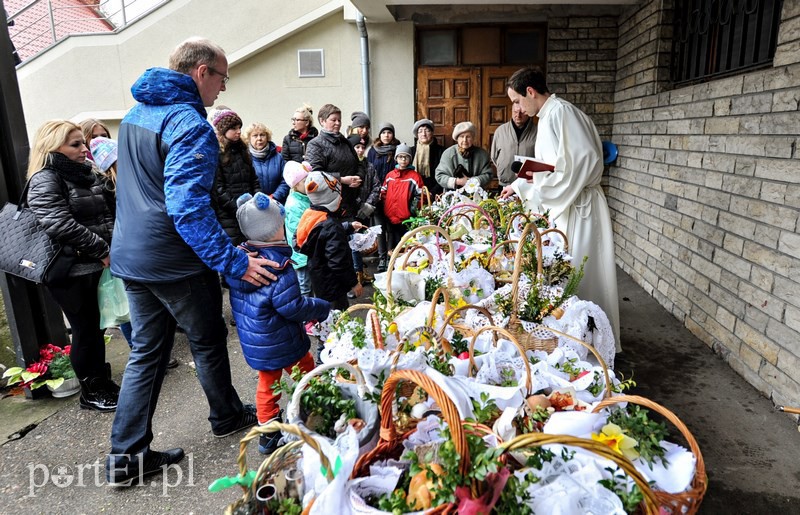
[416,67,480,148]
[480,65,523,152]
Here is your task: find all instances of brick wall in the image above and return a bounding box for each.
[609,0,800,407]
[547,16,618,140]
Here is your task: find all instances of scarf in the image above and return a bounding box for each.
[373,143,397,156]
[249,143,269,160]
[46,152,96,186]
[413,142,431,178]
[457,146,473,158]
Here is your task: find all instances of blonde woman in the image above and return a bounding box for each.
[245,122,289,204]
[26,120,118,412]
[281,104,318,163]
[79,118,112,161]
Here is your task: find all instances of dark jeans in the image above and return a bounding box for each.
[47,271,105,380]
[374,210,389,261]
[108,270,244,457]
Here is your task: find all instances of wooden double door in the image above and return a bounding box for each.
[416,65,520,151]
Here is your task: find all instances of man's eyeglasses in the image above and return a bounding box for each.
[207,66,229,85]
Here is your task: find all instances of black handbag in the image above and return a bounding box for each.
[0,179,72,284]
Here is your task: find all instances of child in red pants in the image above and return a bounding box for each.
[226,192,331,454]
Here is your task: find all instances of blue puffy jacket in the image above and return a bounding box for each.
[227,243,330,371]
[111,67,248,282]
[250,142,289,204]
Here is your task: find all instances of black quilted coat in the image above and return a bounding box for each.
[27,153,114,275]
[211,143,261,245]
[281,126,318,163]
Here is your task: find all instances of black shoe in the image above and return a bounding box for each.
[212,404,258,438]
[79,377,118,412]
[377,257,388,273]
[166,357,179,369]
[106,448,185,487]
[258,410,284,455]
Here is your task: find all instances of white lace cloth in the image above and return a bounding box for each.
[542,299,616,370]
[349,225,382,252]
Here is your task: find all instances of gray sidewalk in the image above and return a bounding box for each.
[0,268,799,514]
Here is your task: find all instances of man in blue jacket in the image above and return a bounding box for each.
[106,37,278,487]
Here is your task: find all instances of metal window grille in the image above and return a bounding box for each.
[671,0,783,85]
[297,49,324,77]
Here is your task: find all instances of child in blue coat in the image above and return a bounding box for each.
[226,192,331,454]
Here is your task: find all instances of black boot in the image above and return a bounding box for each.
[79,377,118,412]
[103,363,121,395]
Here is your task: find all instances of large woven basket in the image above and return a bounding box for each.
[498,432,661,514]
[437,203,497,247]
[592,395,708,514]
[385,225,455,305]
[350,369,469,514]
[223,421,334,515]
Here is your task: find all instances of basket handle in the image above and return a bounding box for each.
[466,325,533,394]
[386,225,454,301]
[426,286,450,327]
[535,324,613,399]
[421,186,433,208]
[400,244,435,270]
[379,369,470,476]
[539,227,569,254]
[486,239,519,266]
[437,203,497,247]
[478,198,503,227]
[504,211,530,236]
[236,421,335,496]
[509,222,543,319]
[437,304,496,343]
[333,303,384,350]
[286,362,367,425]
[591,394,707,491]
[498,432,660,514]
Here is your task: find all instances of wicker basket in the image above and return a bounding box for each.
[464,325,533,395]
[437,203,498,247]
[385,225,455,304]
[486,238,520,284]
[592,395,708,514]
[498,432,661,514]
[350,369,469,514]
[507,223,571,353]
[437,303,496,340]
[223,421,334,515]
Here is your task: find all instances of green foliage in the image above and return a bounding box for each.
[598,467,646,513]
[265,496,302,515]
[272,366,357,439]
[48,354,75,380]
[402,216,432,231]
[424,275,444,302]
[494,471,536,515]
[612,372,637,393]
[607,405,670,469]
[450,331,469,356]
[426,348,454,376]
[498,366,517,387]
[470,392,501,425]
[333,311,367,349]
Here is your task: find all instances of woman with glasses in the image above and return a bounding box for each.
[281,104,318,163]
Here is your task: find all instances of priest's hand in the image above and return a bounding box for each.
[500,185,516,199]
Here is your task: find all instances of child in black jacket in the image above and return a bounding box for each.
[294,172,363,310]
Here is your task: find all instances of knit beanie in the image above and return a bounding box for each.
[350,111,371,128]
[89,137,117,173]
[348,134,367,148]
[212,109,243,135]
[305,172,341,212]
[395,143,412,159]
[283,160,312,188]
[377,122,395,135]
[236,192,285,242]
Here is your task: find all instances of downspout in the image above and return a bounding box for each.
[356,11,371,117]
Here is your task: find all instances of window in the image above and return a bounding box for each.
[418,25,546,67]
[671,0,784,85]
[297,49,324,77]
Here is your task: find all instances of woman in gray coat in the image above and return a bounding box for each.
[435,121,493,191]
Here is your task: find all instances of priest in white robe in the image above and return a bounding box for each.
[502,67,621,352]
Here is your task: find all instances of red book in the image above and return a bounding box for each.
[514,155,555,178]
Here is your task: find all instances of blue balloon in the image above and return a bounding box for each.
[602,141,618,165]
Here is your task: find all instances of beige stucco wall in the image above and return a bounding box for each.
[15,0,352,138]
[230,14,415,145]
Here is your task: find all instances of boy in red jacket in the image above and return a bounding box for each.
[380,144,423,249]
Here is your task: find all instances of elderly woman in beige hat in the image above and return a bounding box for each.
[435,121,493,191]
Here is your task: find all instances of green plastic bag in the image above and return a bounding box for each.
[98,268,130,329]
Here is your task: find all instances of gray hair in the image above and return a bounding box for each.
[168,37,225,74]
